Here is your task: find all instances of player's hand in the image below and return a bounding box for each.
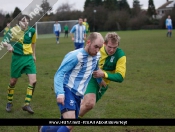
[99,80,107,88]
[3,42,13,52]
[57,94,65,105]
[72,37,74,41]
[33,55,36,62]
[84,37,86,40]
[93,69,105,78]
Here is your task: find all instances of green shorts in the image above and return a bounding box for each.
[11,54,36,78]
[85,77,108,102]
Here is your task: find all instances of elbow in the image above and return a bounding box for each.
[117,77,124,83]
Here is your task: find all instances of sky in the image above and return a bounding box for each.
[0,0,170,14]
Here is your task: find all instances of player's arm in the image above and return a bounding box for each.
[70,26,76,41]
[165,19,168,28]
[31,32,36,61]
[2,29,13,52]
[54,53,78,105]
[59,24,61,32]
[104,56,126,83]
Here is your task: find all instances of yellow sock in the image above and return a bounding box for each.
[7,85,15,103]
[24,85,33,105]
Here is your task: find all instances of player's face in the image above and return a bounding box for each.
[105,40,118,56]
[7,23,10,27]
[19,17,29,30]
[88,38,103,56]
[79,18,83,25]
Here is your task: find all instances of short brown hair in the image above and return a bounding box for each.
[18,14,30,22]
[104,32,120,45]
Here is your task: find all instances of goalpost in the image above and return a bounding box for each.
[35,20,78,39]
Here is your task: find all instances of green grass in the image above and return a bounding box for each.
[0,30,175,131]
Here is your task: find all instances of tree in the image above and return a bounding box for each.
[12,7,21,19]
[147,0,156,18]
[56,3,74,12]
[40,0,52,15]
[131,0,141,17]
[84,0,103,9]
[118,0,130,12]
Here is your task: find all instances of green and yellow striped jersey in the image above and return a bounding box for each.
[99,45,126,84]
[83,22,89,32]
[3,26,36,55]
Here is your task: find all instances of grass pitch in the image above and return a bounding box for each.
[0,30,175,132]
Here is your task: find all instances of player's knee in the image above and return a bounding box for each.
[85,100,95,110]
[32,81,37,88]
[10,79,17,86]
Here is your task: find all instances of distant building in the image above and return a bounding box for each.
[156,0,175,19]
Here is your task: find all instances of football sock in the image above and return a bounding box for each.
[167,32,169,37]
[170,32,172,37]
[24,85,33,105]
[57,126,70,132]
[40,126,61,132]
[78,116,82,119]
[7,85,15,103]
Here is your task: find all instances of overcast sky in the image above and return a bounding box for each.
[0,0,169,14]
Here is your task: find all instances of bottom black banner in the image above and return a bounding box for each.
[0,119,174,126]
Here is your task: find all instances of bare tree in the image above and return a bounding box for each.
[56,3,75,13]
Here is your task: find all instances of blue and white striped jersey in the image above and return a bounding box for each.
[166,18,172,26]
[70,24,86,43]
[54,48,101,98]
[53,23,61,32]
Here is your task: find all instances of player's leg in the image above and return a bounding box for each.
[79,93,96,118]
[167,26,169,37]
[79,77,109,118]
[39,126,61,132]
[22,56,37,114]
[79,77,98,118]
[55,31,59,43]
[57,31,60,44]
[6,78,18,112]
[74,42,79,50]
[6,54,21,112]
[40,87,77,132]
[57,87,78,132]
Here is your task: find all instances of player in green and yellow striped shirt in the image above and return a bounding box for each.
[2,15,37,114]
[3,22,11,36]
[83,18,90,34]
[79,32,126,118]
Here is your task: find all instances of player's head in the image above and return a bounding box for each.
[78,17,83,25]
[84,18,87,22]
[85,32,104,56]
[55,21,58,23]
[7,22,10,27]
[18,15,30,30]
[104,32,120,56]
[168,15,171,19]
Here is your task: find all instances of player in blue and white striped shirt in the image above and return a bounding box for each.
[53,21,61,44]
[165,15,173,37]
[70,17,86,49]
[40,32,105,132]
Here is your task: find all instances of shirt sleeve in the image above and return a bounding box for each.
[59,24,61,32]
[70,25,76,33]
[104,56,126,83]
[54,52,78,97]
[32,32,36,44]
